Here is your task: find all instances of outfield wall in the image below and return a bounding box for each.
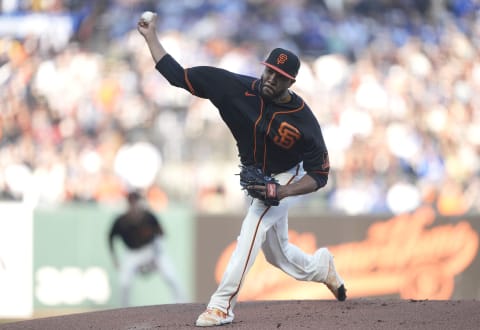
[195,206,480,302]
[0,203,479,318]
[0,202,194,318]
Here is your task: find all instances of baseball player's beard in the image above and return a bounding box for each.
[260,82,281,101]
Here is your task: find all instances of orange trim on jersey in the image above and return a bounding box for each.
[184,69,195,95]
[253,98,264,164]
[250,79,257,91]
[225,168,299,314]
[262,101,305,172]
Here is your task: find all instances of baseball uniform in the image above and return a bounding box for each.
[154,48,345,325]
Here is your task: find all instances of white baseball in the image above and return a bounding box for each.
[141,11,155,23]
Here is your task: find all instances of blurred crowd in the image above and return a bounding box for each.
[1,0,480,215]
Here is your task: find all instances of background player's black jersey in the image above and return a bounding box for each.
[109,210,163,249]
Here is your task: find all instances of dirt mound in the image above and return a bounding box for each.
[2,299,479,330]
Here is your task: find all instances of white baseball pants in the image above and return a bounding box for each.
[207,163,331,317]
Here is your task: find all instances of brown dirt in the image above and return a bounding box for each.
[2,299,479,330]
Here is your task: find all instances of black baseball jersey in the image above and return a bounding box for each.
[109,210,164,250]
[156,55,330,189]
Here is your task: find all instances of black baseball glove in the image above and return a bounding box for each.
[239,165,280,206]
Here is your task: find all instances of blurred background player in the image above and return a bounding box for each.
[108,191,186,307]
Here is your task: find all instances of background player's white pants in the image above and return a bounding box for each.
[207,163,331,317]
[118,237,187,306]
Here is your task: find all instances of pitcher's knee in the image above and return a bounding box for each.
[312,247,332,282]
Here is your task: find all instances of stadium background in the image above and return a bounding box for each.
[1,0,480,321]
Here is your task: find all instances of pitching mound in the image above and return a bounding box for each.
[2,299,479,329]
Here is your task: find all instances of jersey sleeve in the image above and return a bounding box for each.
[155,54,234,102]
[108,218,120,251]
[302,124,330,190]
[146,211,164,236]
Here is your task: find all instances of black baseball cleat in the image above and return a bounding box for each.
[336,284,347,301]
[325,252,347,301]
[326,282,347,301]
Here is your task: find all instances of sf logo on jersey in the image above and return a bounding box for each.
[273,122,301,149]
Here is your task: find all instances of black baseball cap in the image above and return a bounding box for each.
[261,48,300,81]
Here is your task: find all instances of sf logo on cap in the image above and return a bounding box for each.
[277,54,288,65]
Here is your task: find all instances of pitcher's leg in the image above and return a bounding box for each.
[206,201,270,316]
[262,219,327,281]
[262,222,346,300]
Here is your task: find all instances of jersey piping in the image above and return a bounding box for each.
[253,98,265,165]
